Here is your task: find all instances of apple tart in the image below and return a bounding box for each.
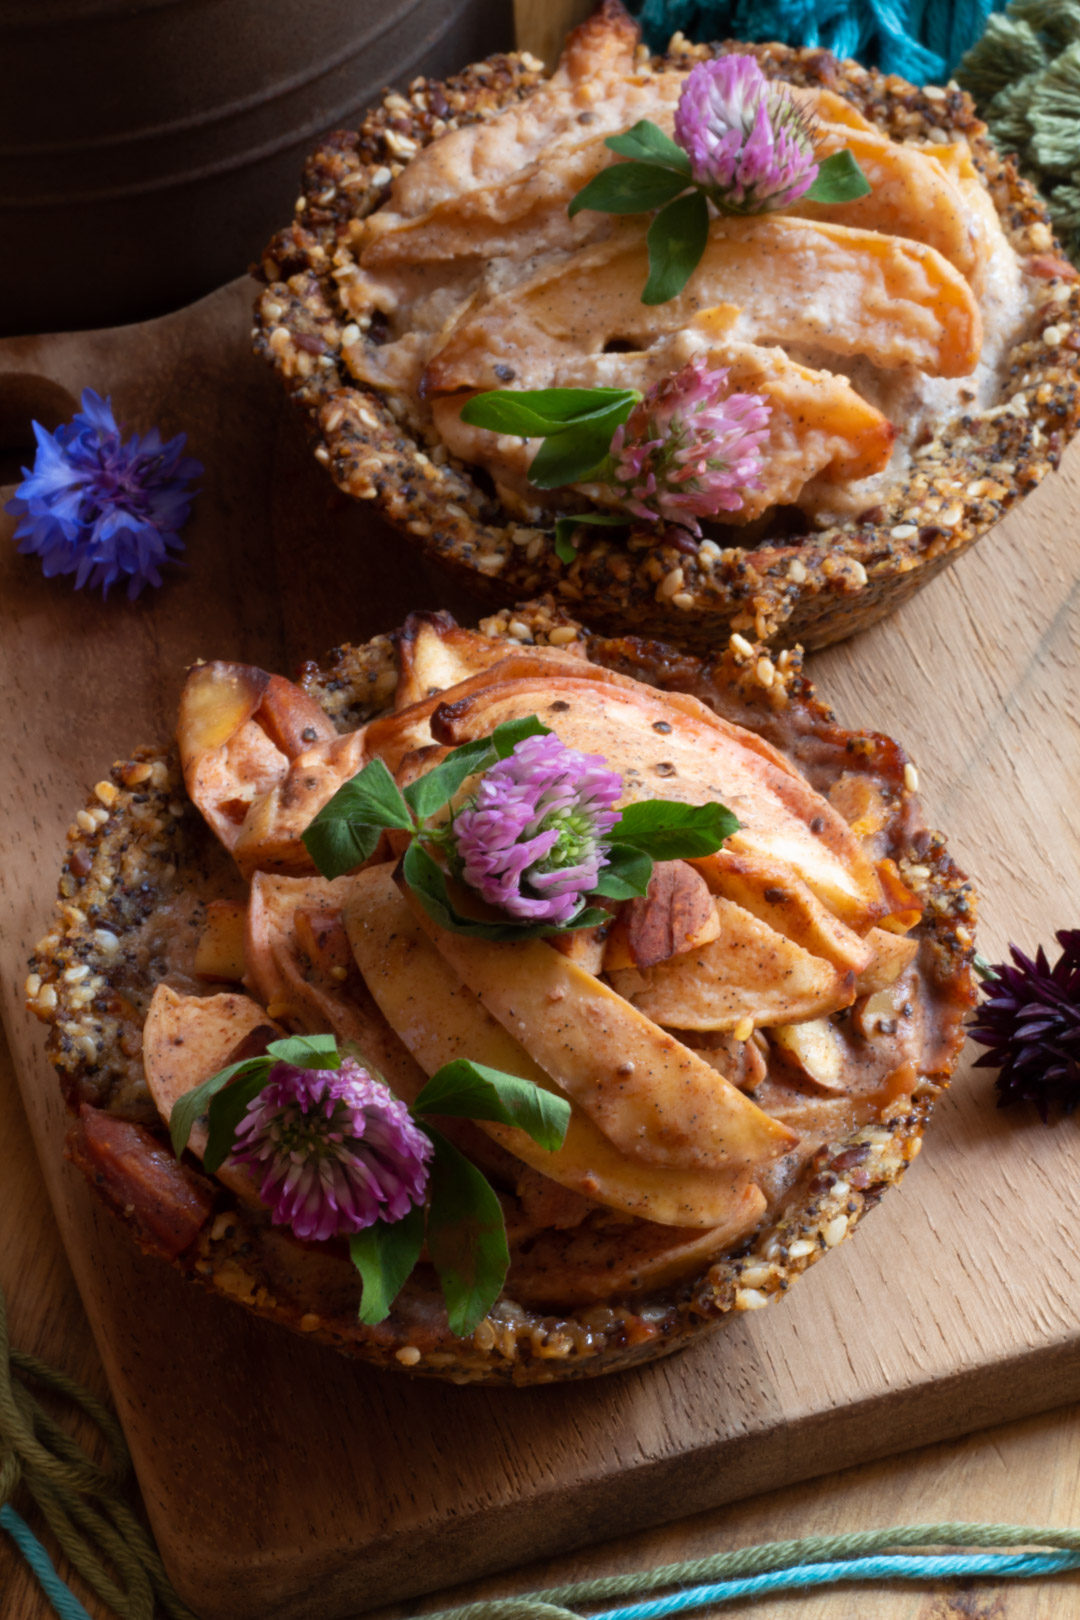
[29,602,974,1383]
[254,1,1080,651]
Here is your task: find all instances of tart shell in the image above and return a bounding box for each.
[29,602,975,1384]
[253,13,1080,652]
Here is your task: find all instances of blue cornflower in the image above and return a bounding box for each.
[5,389,202,599]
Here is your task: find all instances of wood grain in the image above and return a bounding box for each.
[2,275,1080,1620]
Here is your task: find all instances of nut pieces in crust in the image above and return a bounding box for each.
[28,604,975,1383]
[253,2,1080,652]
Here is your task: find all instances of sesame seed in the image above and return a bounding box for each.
[657,566,685,600]
[341,323,361,346]
[36,984,57,1012]
[507,619,532,642]
[1043,324,1064,346]
[63,964,90,983]
[787,558,807,583]
[890,524,918,540]
[904,763,919,792]
[24,973,42,998]
[266,1000,291,1020]
[755,656,775,689]
[299,1314,322,1332]
[548,625,577,646]
[787,1239,815,1260]
[734,1287,770,1310]
[730,633,755,658]
[697,539,721,564]
[822,1215,849,1247]
[671,591,696,610]
[395,1345,421,1366]
[733,1015,754,1042]
[92,929,120,955]
[75,811,96,834]
[94,781,118,807]
[848,560,868,586]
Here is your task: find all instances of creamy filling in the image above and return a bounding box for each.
[341,32,1036,536]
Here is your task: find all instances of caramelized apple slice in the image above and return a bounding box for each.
[403,886,795,1173]
[193,899,248,982]
[691,849,874,976]
[179,660,344,862]
[246,872,429,1102]
[345,865,769,1226]
[393,615,587,714]
[428,672,886,930]
[609,897,854,1032]
[854,927,920,995]
[231,730,367,879]
[143,984,278,1203]
[507,1190,767,1306]
[423,216,982,393]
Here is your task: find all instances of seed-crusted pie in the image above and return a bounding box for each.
[253,1,1080,652]
[28,602,975,1383]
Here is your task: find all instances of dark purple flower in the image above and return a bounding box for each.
[230,1058,432,1241]
[604,358,770,532]
[5,388,201,599]
[969,930,1080,1120]
[674,56,819,214]
[451,732,623,925]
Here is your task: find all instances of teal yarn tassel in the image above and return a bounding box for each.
[629,0,1007,80]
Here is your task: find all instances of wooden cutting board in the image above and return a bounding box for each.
[2,277,1080,1620]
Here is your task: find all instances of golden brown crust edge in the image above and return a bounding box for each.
[27,604,975,1385]
[252,30,1080,653]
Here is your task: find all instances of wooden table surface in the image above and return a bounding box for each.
[5,1,1080,1614]
[5,1021,1080,1620]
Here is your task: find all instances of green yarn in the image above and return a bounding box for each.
[0,1286,196,1620]
[958,0,1080,255]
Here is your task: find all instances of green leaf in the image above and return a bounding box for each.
[403,841,608,940]
[804,149,872,205]
[553,511,631,564]
[490,714,552,760]
[613,798,740,859]
[169,1056,267,1159]
[643,189,710,305]
[413,1061,570,1153]
[266,1032,341,1069]
[527,406,630,489]
[404,737,496,822]
[350,1204,427,1325]
[203,1066,276,1172]
[460,387,639,437]
[424,1128,510,1337]
[590,842,653,901]
[567,160,690,218]
[605,120,692,175]
[404,716,551,824]
[302,757,415,879]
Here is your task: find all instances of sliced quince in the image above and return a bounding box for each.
[794,125,989,292]
[344,864,773,1227]
[246,871,429,1101]
[609,897,854,1032]
[422,215,982,393]
[425,671,886,930]
[231,730,367,879]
